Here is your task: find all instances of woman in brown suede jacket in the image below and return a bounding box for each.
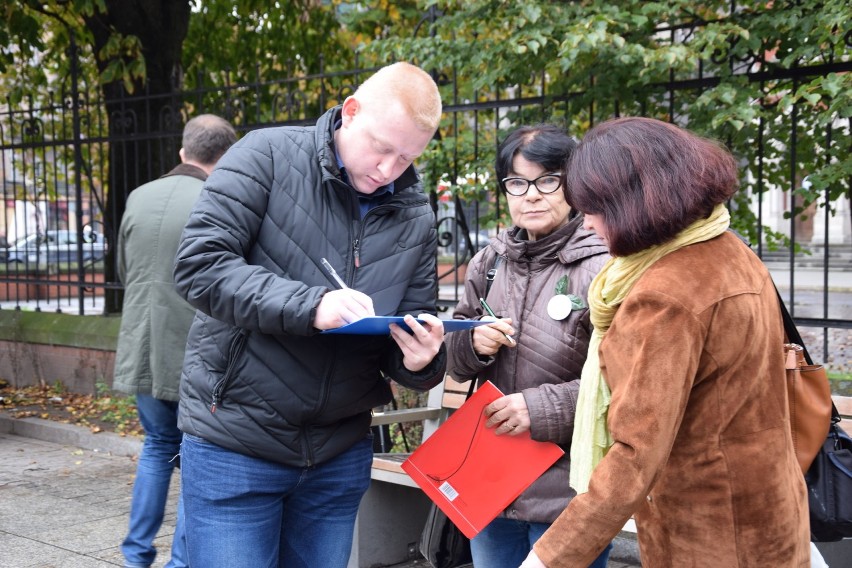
[521,117,810,568]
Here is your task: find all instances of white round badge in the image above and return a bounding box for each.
[547,294,573,321]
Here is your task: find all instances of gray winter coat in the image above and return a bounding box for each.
[447,215,609,523]
[113,164,206,401]
[173,106,446,467]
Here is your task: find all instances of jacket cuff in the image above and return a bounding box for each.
[449,327,494,378]
[388,342,447,391]
[522,387,547,442]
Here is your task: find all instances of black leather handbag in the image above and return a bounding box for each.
[806,404,852,542]
[419,501,473,568]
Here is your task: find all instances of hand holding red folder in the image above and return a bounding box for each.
[402,381,564,539]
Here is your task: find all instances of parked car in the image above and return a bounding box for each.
[439,226,492,259]
[3,229,107,265]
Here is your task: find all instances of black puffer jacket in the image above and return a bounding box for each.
[174,106,447,467]
[447,215,609,523]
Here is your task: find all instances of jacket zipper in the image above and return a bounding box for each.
[210,330,248,413]
[350,198,424,271]
[353,238,360,268]
[301,342,342,467]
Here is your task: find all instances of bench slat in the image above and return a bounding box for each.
[371,407,442,426]
[444,375,471,392]
[371,453,418,487]
[832,395,851,436]
[442,392,467,410]
[833,395,852,418]
[370,464,419,488]
[372,453,409,472]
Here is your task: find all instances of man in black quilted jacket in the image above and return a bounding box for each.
[173,62,447,567]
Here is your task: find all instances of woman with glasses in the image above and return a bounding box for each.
[447,124,612,568]
[520,117,810,567]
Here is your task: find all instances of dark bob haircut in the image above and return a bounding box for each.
[565,117,739,257]
[495,124,577,193]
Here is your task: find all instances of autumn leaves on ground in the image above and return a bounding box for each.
[0,378,142,438]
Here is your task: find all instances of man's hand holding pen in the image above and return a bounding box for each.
[315,258,444,371]
[314,289,375,330]
[314,257,375,330]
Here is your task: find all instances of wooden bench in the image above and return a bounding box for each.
[348,374,470,568]
[369,375,470,487]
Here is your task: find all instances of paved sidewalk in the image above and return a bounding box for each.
[0,427,177,567]
[0,415,640,568]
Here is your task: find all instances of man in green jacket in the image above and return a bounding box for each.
[113,114,237,568]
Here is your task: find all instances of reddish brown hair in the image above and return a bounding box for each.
[565,117,739,256]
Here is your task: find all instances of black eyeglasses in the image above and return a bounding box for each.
[501,173,562,196]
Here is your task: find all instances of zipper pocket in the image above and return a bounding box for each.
[210,331,248,413]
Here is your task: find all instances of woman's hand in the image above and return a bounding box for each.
[472,316,515,356]
[484,392,530,436]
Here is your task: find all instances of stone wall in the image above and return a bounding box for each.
[0,310,120,394]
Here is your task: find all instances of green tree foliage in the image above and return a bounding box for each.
[3,1,198,311]
[1,0,848,258]
[180,1,359,124]
[346,0,851,247]
[184,1,347,84]
[0,0,355,311]
[2,1,350,96]
[1,2,107,106]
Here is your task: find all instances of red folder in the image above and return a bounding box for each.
[401,380,564,538]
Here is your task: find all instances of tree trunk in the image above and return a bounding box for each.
[83,0,192,313]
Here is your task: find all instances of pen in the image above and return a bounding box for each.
[321,257,349,289]
[478,297,516,346]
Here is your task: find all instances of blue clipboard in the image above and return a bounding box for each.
[321,316,490,336]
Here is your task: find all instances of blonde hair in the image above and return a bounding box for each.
[353,62,442,132]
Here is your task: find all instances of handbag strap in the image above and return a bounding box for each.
[729,230,841,423]
[775,285,809,362]
[472,253,505,401]
[484,254,504,298]
[771,274,841,424]
[466,376,476,399]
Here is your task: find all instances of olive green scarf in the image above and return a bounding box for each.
[569,204,731,494]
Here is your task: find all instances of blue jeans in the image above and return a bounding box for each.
[180,433,373,568]
[470,516,612,568]
[121,394,188,568]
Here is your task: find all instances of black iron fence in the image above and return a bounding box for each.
[1,34,850,376]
